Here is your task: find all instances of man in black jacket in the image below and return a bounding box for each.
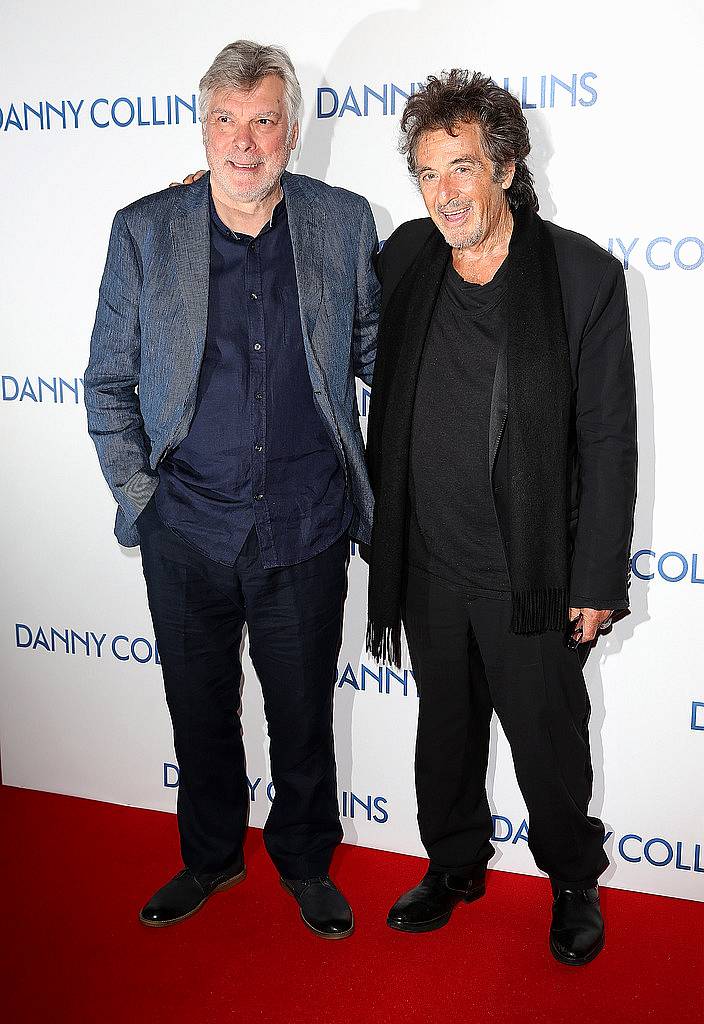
[365,70,636,965]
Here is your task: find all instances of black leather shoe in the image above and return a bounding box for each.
[280,875,354,939]
[549,884,605,965]
[387,868,486,933]
[139,863,246,927]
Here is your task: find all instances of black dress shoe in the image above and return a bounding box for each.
[387,868,486,933]
[280,875,354,939]
[139,863,246,927]
[549,884,605,965]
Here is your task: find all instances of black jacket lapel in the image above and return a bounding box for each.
[376,229,450,443]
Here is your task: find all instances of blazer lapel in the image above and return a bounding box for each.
[282,171,325,345]
[170,174,210,376]
[489,339,508,475]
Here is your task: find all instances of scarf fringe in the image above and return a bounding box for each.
[511,586,568,635]
[366,620,402,669]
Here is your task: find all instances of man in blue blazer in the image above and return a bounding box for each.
[85,40,379,938]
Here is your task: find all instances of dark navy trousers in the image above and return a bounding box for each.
[137,497,348,881]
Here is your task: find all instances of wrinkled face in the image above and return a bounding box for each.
[203,75,298,204]
[415,121,514,249]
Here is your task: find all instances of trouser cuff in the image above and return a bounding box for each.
[279,863,334,881]
[549,856,608,892]
[194,853,245,888]
[429,858,490,879]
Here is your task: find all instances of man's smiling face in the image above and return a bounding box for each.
[203,75,298,205]
[415,121,514,249]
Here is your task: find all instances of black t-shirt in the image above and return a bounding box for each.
[408,255,511,597]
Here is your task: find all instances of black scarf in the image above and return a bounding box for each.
[366,207,572,668]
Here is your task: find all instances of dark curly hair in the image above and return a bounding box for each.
[400,69,538,212]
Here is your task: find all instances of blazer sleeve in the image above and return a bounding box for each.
[569,259,637,610]
[351,198,381,387]
[84,210,158,525]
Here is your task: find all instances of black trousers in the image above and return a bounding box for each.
[137,498,348,881]
[403,567,608,888]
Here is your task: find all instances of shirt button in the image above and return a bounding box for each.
[255,392,263,401]
[250,292,257,300]
[254,493,264,501]
[250,242,256,250]
[253,342,262,351]
[255,443,263,452]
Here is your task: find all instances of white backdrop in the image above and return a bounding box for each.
[2,0,702,902]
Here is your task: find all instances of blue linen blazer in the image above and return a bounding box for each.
[85,171,380,547]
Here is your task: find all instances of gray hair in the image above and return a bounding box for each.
[199,39,302,130]
[400,69,539,213]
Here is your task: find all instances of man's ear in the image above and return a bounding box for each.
[289,119,300,152]
[501,160,516,190]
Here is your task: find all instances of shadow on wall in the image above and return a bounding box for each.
[581,263,653,883]
[528,110,556,222]
[291,1,432,242]
[332,553,368,848]
[292,5,560,241]
[293,62,396,243]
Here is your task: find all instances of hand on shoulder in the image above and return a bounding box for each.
[169,170,207,188]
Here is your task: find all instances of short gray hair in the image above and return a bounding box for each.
[199,39,302,129]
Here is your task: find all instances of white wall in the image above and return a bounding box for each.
[2,0,702,900]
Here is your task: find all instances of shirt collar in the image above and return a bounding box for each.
[209,185,286,242]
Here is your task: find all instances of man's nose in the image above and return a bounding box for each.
[231,125,256,150]
[437,178,459,205]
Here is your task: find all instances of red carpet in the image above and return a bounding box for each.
[2,785,702,1024]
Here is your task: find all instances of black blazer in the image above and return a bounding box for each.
[373,215,637,611]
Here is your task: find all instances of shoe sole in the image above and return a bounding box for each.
[139,867,247,928]
[386,885,486,934]
[280,878,355,940]
[549,930,605,966]
[300,911,355,940]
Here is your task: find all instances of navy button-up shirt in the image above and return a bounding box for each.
[155,190,351,567]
